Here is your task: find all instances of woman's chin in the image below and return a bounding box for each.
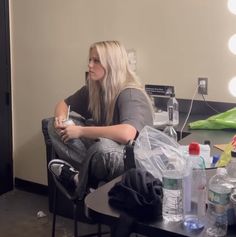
[89,76,103,81]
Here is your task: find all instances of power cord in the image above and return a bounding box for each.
[179,85,199,140]
[179,83,221,140]
[201,94,220,114]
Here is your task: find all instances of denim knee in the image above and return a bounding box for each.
[90,151,124,181]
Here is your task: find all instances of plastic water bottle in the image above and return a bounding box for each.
[167,93,179,126]
[163,125,178,142]
[226,149,236,187]
[163,92,179,141]
[225,149,236,226]
[162,167,184,222]
[183,142,206,230]
[206,168,232,237]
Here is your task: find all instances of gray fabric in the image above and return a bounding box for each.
[64,86,153,131]
[47,117,125,199]
[49,86,153,199]
[113,88,153,133]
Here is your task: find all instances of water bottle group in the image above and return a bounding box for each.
[162,142,236,237]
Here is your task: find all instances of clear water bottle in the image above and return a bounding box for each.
[167,93,179,126]
[225,149,236,226]
[206,168,231,237]
[183,142,206,230]
[163,125,178,142]
[226,149,236,187]
[162,167,184,222]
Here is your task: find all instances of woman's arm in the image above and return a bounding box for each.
[54,100,69,128]
[60,123,137,144]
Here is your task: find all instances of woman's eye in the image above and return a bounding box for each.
[89,58,100,64]
[93,58,100,64]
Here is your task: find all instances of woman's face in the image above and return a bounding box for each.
[88,48,105,81]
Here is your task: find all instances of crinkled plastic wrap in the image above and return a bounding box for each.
[134,126,186,180]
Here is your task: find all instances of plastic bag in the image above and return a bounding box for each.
[134,126,186,180]
[189,107,236,130]
[217,135,236,167]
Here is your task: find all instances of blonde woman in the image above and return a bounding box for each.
[48,40,153,199]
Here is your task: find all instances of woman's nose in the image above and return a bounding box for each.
[88,62,92,68]
[88,60,94,68]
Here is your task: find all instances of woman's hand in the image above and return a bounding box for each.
[54,116,66,129]
[60,125,83,143]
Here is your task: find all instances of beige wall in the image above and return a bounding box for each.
[10,0,236,185]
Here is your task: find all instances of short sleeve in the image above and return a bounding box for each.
[64,86,91,119]
[115,88,153,133]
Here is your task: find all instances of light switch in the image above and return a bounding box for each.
[127,49,137,72]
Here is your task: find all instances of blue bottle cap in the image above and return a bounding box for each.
[212,154,220,164]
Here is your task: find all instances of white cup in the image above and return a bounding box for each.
[63,119,74,126]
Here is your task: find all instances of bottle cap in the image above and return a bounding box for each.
[212,154,220,164]
[189,142,200,155]
[204,140,211,146]
[231,149,236,158]
[211,155,220,168]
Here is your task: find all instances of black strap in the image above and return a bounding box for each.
[123,140,136,171]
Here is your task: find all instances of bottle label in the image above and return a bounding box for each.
[173,103,178,111]
[163,177,182,190]
[168,106,174,122]
[208,189,230,205]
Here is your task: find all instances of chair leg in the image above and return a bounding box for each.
[52,185,57,237]
[97,223,101,237]
[73,202,78,237]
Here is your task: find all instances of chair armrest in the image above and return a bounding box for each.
[42,118,52,145]
[41,118,59,162]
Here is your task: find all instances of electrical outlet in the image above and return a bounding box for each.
[198,78,208,95]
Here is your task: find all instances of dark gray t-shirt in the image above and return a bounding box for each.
[65,86,153,133]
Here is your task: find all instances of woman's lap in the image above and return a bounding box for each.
[47,117,125,197]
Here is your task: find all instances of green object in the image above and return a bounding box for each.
[217,135,236,167]
[189,107,236,130]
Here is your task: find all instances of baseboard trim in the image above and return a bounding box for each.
[15,178,48,196]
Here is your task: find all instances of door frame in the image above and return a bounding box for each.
[0,0,13,194]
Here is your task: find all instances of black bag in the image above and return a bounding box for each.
[108,168,163,220]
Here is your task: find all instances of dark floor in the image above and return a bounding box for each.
[0,188,110,237]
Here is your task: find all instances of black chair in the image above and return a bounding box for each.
[42,118,110,237]
[42,118,135,237]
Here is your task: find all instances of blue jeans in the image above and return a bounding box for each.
[47,117,125,199]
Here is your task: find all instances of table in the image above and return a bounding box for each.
[85,126,236,236]
[85,175,236,237]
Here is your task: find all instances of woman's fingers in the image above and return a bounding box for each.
[59,125,79,142]
[54,116,65,127]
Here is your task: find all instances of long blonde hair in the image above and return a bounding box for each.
[88,40,151,125]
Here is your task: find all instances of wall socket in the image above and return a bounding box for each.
[198,78,208,95]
